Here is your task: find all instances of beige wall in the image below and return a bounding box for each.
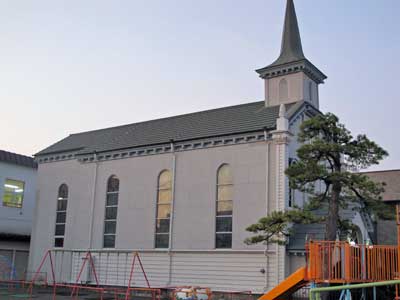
[31,142,274,253]
[29,140,286,292]
[265,72,319,108]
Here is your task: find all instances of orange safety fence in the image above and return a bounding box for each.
[306,241,398,283]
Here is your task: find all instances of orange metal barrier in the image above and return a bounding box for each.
[307,241,398,283]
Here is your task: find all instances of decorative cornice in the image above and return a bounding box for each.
[37,131,271,165]
[256,59,327,84]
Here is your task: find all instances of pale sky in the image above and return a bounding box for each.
[1,0,399,171]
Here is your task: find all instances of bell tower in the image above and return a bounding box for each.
[256,0,327,109]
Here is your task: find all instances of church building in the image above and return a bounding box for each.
[28,0,370,293]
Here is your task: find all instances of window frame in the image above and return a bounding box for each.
[154,170,172,249]
[54,184,68,248]
[215,164,233,249]
[3,178,25,208]
[103,175,120,249]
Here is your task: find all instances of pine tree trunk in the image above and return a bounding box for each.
[326,182,341,240]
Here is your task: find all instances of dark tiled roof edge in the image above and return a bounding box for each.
[0,232,31,242]
[0,150,37,169]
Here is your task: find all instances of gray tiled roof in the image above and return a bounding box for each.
[0,150,37,169]
[36,101,301,157]
[362,170,400,202]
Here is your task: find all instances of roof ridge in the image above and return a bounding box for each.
[71,100,265,136]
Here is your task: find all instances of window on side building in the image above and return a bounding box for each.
[55,184,68,247]
[3,179,25,208]
[155,170,172,249]
[104,175,119,248]
[216,164,233,249]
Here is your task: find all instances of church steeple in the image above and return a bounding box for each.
[272,0,305,67]
[256,0,327,108]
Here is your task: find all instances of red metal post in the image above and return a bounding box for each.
[136,253,151,288]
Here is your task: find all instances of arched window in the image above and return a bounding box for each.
[55,184,68,247]
[279,78,288,101]
[216,164,233,248]
[103,175,119,248]
[155,170,172,248]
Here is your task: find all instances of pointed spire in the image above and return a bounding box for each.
[256,0,327,84]
[272,0,305,66]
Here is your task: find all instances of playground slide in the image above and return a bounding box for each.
[259,266,308,300]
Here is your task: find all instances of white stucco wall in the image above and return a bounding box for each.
[29,138,291,292]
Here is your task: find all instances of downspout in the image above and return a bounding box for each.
[167,140,177,285]
[88,152,99,249]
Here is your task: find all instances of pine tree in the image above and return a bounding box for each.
[245,113,394,245]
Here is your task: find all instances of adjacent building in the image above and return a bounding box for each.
[362,169,400,245]
[0,150,37,280]
[28,0,373,293]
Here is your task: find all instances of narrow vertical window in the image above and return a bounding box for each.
[308,81,313,103]
[155,170,172,248]
[104,175,119,248]
[279,78,288,101]
[55,184,68,247]
[216,164,233,249]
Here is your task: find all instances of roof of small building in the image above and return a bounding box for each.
[0,150,37,169]
[362,169,400,202]
[36,101,307,157]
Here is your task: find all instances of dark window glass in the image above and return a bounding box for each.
[54,238,64,248]
[56,212,66,223]
[106,193,118,206]
[155,234,169,248]
[104,220,116,234]
[58,184,68,199]
[107,176,119,193]
[103,235,115,248]
[105,207,118,220]
[55,224,65,236]
[57,200,68,211]
[216,217,232,232]
[156,219,170,233]
[216,233,232,249]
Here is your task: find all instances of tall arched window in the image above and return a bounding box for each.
[216,164,233,248]
[55,184,68,248]
[155,170,172,248]
[279,78,288,101]
[104,175,119,248]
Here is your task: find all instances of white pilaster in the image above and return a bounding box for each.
[271,104,292,283]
